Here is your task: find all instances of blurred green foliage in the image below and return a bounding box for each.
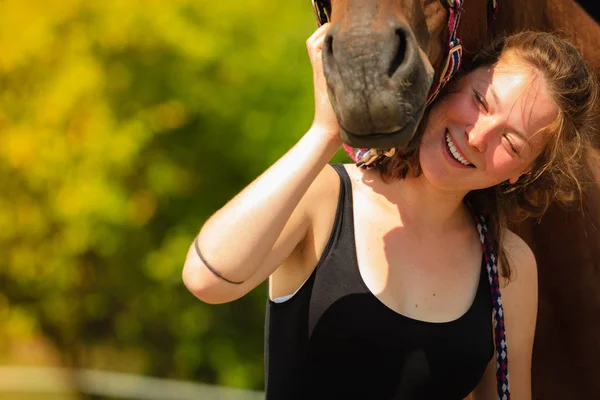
[0,0,346,392]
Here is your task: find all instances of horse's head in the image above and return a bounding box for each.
[316,0,490,149]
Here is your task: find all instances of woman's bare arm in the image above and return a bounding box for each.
[182,24,342,304]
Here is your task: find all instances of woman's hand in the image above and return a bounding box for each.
[306,23,342,146]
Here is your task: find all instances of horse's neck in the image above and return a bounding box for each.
[496,0,600,74]
[544,0,600,75]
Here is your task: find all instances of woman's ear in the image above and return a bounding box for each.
[508,166,532,184]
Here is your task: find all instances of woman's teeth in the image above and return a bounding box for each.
[445,131,472,167]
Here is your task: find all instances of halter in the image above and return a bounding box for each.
[426,0,465,106]
[427,0,498,106]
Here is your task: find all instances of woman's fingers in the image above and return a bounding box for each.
[306,23,330,64]
[307,23,330,87]
[305,24,340,142]
[306,22,330,47]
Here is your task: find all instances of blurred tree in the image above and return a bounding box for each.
[0,0,343,393]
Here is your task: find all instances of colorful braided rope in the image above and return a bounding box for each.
[475,215,510,400]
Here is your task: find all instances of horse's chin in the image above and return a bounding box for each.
[339,100,427,149]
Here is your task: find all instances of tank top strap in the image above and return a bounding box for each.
[474,215,511,400]
[330,163,356,240]
[331,164,352,202]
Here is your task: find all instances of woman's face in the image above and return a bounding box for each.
[418,54,558,194]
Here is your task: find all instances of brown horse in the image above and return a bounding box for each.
[317,0,600,398]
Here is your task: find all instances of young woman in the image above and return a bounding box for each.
[182,25,598,400]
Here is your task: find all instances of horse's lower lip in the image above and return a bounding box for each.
[339,101,427,149]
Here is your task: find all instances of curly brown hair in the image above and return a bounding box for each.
[374,31,599,279]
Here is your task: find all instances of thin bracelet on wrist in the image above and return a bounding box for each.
[194,236,245,285]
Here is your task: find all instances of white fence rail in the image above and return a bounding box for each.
[0,366,264,400]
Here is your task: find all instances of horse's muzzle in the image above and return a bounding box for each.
[322,20,434,149]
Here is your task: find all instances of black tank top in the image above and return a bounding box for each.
[265,164,494,400]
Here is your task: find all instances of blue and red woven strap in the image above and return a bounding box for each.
[426,0,464,106]
[475,215,511,400]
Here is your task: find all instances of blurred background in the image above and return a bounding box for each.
[0,0,348,398]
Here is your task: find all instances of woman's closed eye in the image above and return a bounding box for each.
[502,134,521,155]
[472,89,489,112]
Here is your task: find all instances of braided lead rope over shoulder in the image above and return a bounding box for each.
[194,236,245,285]
[475,215,510,400]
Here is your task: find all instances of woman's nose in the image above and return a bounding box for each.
[466,121,495,153]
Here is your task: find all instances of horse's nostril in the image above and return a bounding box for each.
[388,29,407,78]
[324,34,334,57]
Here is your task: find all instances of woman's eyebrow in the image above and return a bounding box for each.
[485,84,500,109]
[475,77,501,109]
[504,124,534,153]
[512,129,533,148]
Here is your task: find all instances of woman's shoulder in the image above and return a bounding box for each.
[502,229,537,278]
[496,229,538,392]
[500,229,538,299]
[323,162,375,193]
[303,164,343,218]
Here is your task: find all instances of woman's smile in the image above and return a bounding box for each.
[442,129,475,168]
